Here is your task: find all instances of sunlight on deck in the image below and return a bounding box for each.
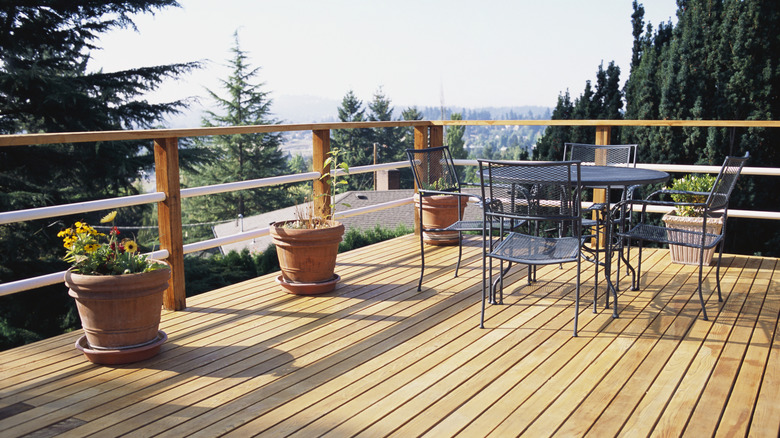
[0,235,778,437]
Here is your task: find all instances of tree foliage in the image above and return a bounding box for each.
[622,0,780,256]
[534,61,623,161]
[182,32,292,241]
[0,0,202,349]
[332,90,373,190]
[332,88,420,190]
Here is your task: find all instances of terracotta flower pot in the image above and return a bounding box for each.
[414,194,468,246]
[270,221,344,293]
[662,213,723,265]
[65,262,170,359]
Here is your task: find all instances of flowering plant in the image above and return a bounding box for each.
[59,211,163,275]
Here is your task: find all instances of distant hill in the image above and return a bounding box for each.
[163,96,551,129]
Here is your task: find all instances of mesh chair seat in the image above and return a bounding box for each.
[622,223,722,249]
[492,233,584,265]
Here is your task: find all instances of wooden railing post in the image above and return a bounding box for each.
[430,125,443,148]
[154,137,186,310]
[594,126,611,248]
[313,129,331,219]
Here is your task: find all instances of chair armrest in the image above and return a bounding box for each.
[418,189,481,202]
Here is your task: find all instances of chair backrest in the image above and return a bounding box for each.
[406,146,461,194]
[478,160,582,223]
[564,143,637,167]
[707,152,749,211]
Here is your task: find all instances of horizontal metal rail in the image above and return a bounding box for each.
[0,192,166,226]
[2,119,778,307]
[0,249,169,298]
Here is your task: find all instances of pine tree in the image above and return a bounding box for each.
[332,90,372,190]
[183,32,291,238]
[621,0,780,256]
[0,0,201,350]
[534,91,574,160]
[446,113,467,160]
[368,87,404,161]
[535,61,623,160]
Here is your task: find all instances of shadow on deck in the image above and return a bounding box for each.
[0,235,778,437]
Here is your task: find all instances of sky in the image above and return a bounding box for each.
[90,0,679,120]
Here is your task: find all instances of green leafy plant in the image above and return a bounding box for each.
[668,174,716,217]
[285,148,350,229]
[59,211,163,275]
[424,176,454,192]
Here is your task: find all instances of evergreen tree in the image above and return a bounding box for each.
[331,90,372,190]
[183,32,291,239]
[535,62,623,160]
[621,0,780,256]
[368,87,404,161]
[446,113,467,159]
[0,0,201,350]
[534,91,573,160]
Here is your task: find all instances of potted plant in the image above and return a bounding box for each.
[269,149,348,295]
[661,173,721,265]
[414,177,468,246]
[61,211,170,365]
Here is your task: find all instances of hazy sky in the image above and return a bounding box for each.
[91,0,678,112]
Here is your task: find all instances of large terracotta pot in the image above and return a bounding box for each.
[662,213,723,265]
[270,221,344,292]
[414,194,468,246]
[65,262,170,355]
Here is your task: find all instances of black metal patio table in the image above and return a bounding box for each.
[480,164,670,318]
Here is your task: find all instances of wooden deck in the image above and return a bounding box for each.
[0,235,778,437]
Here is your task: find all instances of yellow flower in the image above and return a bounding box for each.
[100,211,117,223]
[84,244,100,253]
[124,240,138,253]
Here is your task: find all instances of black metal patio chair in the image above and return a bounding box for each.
[478,159,585,336]
[407,146,518,291]
[615,152,749,320]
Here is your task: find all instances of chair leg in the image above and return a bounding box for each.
[715,241,725,302]
[574,257,581,337]
[480,256,487,329]
[417,228,425,292]
[620,238,637,292]
[481,233,489,328]
[454,231,463,278]
[698,246,709,321]
[633,244,643,291]
[594,228,600,313]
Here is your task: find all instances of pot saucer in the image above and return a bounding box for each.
[275,274,340,295]
[76,330,167,365]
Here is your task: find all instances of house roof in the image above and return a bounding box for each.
[211,189,484,254]
[212,190,414,255]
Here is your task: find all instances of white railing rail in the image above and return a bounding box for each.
[2,119,779,308]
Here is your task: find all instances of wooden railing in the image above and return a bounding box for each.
[2,119,779,310]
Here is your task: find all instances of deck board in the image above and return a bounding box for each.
[0,234,778,437]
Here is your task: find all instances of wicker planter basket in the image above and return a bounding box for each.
[662,213,723,266]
